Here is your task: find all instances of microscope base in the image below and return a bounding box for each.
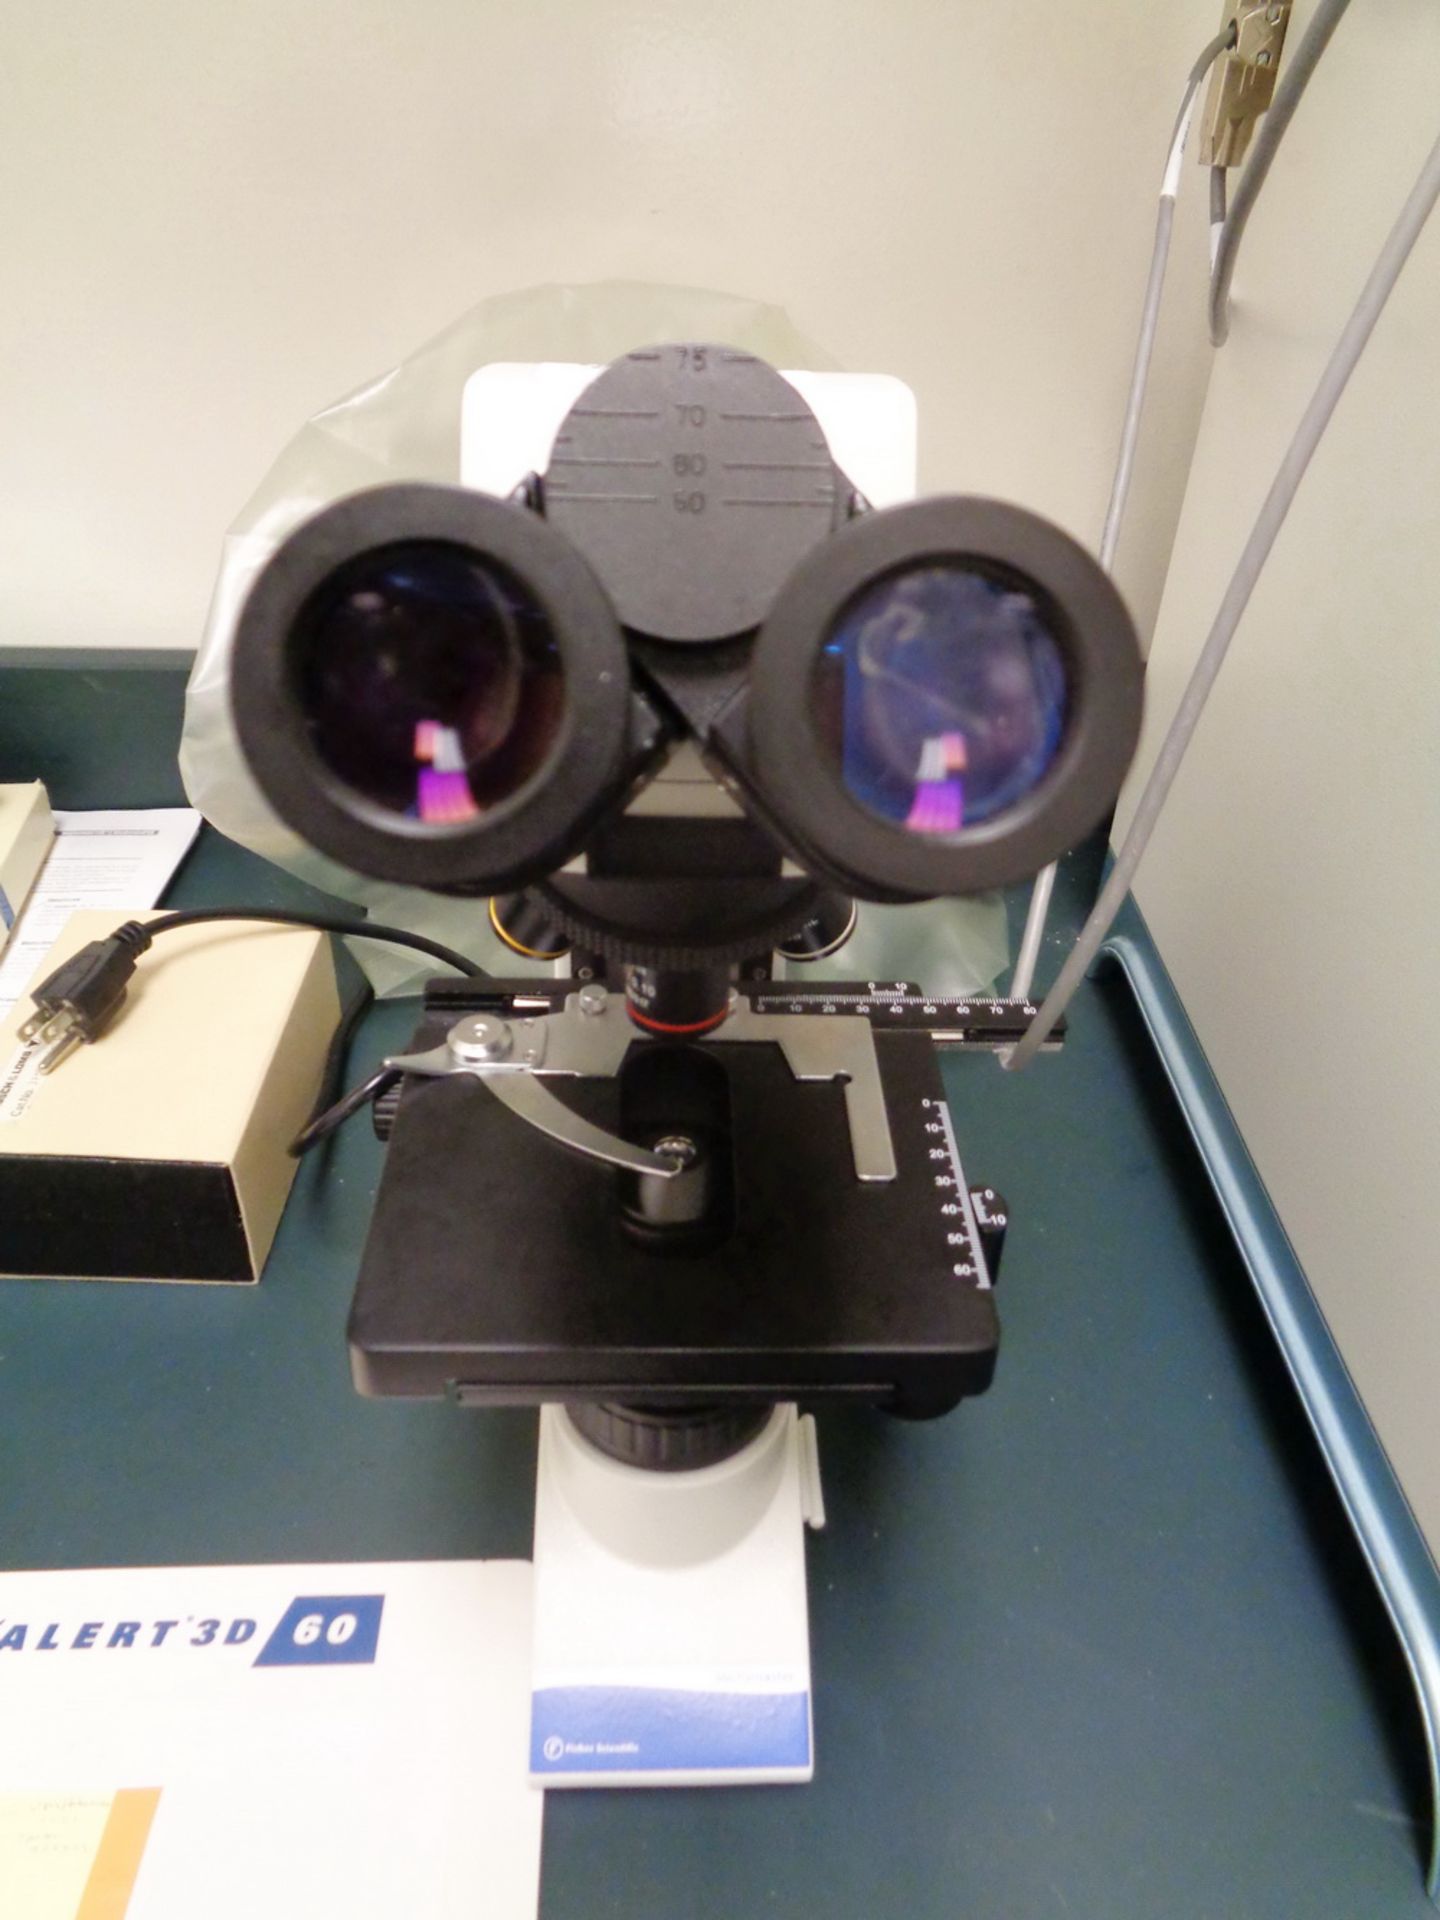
[529,1403,824,1788]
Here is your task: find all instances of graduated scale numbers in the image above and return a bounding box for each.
[916,1093,997,1291]
[748,983,1065,1050]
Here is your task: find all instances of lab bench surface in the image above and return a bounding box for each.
[0,664,1432,1919]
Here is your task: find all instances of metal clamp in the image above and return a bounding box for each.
[384,987,897,1185]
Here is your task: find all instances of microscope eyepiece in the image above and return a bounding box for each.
[296,539,564,823]
[747,496,1143,897]
[230,482,640,894]
[815,560,1068,833]
[228,353,1144,919]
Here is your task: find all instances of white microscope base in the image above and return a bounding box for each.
[529,1404,825,1788]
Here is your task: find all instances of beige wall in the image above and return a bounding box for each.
[0,1,1215,655]
[1116,2,1440,1539]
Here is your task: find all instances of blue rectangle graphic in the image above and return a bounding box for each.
[531,1685,810,1774]
[253,1594,384,1666]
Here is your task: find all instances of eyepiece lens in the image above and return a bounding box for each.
[813,562,1068,835]
[295,540,565,825]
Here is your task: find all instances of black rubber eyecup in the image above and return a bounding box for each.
[229,482,632,894]
[746,496,1144,898]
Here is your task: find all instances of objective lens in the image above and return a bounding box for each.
[295,540,565,826]
[812,562,1068,836]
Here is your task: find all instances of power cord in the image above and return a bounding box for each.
[1009,115,1440,1070]
[19,906,488,1075]
[1015,4,1354,1008]
[1210,165,1228,268]
[1009,19,1237,1004]
[288,974,387,1158]
[290,1059,400,1158]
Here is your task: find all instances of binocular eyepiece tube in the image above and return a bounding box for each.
[229,344,1144,964]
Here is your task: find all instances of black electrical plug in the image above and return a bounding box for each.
[17,920,154,1074]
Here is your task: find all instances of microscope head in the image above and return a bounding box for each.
[228,344,1143,985]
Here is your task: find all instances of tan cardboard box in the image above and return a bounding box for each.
[0,910,339,1283]
[0,782,54,950]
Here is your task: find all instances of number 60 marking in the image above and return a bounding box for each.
[293,1611,358,1648]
